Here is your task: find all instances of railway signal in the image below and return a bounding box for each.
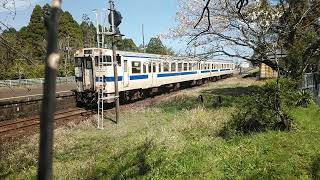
[94,0,122,127]
[108,10,122,28]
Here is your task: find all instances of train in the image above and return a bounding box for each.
[74,48,235,104]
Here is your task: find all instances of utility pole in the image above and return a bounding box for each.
[109,0,120,123]
[38,0,61,179]
[65,36,70,77]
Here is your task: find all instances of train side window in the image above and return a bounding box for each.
[148,63,152,73]
[171,62,176,72]
[158,63,162,73]
[183,63,188,71]
[102,55,112,66]
[143,63,147,73]
[163,62,169,72]
[152,62,156,73]
[178,63,182,72]
[132,61,141,74]
[124,60,128,72]
[189,63,192,71]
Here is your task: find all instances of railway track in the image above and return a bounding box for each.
[0,108,91,139]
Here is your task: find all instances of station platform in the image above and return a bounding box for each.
[0,83,77,121]
[0,83,76,100]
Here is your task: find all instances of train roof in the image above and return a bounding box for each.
[78,48,234,64]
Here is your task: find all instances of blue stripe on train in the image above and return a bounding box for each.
[96,76,123,82]
[96,69,231,82]
[130,74,149,80]
[201,70,211,73]
[157,71,197,78]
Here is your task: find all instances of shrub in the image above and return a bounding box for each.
[220,78,311,137]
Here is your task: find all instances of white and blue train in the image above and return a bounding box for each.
[74,48,235,104]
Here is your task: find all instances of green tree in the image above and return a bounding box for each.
[80,14,96,48]
[146,37,174,55]
[117,38,138,52]
[24,5,46,60]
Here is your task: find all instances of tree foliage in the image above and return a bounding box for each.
[170,0,320,79]
[146,37,174,55]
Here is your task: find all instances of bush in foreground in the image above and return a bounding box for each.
[220,78,313,137]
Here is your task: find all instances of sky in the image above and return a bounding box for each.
[0,0,186,52]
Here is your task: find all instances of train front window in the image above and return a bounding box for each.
[76,58,82,67]
[86,60,92,69]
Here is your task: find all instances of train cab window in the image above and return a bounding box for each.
[132,61,141,74]
[143,63,147,73]
[171,62,176,72]
[86,59,93,69]
[116,54,121,66]
[183,63,188,71]
[163,62,169,72]
[76,58,82,67]
[178,63,182,72]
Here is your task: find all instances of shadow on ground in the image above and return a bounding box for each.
[311,155,320,180]
[92,139,162,179]
[202,86,258,97]
[157,86,258,112]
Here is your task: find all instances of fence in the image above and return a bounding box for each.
[0,76,75,88]
[301,72,320,105]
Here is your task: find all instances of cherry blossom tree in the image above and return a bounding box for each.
[168,0,318,73]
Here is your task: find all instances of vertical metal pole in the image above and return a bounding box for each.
[38,0,61,180]
[66,36,70,76]
[142,24,145,53]
[98,91,100,128]
[95,10,100,48]
[110,0,120,123]
[101,11,105,48]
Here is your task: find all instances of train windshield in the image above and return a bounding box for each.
[75,57,93,68]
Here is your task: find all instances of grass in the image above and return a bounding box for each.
[0,77,319,179]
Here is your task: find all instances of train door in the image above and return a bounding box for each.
[151,61,157,86]
[75,58,83,92]
[123,60,129,87]
[83,57,94,90]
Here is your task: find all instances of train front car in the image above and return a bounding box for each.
[74,48,121,105]
[74,48,96,104]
